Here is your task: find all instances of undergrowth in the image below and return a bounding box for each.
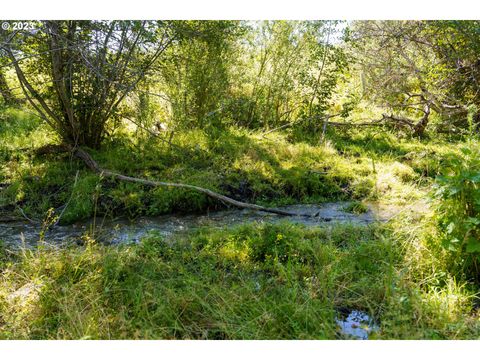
[0,220,478,339]
[0,108,459,224]
[1,107,479,340]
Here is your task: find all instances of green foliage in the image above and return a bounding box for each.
[2,21,178,148]
[350,20,480,136]
[0,222,363,339]
[0,107,39,135]
[433,141,480,279]
[467,104,478,136]
[2,20,480,340]
[160,21,243,128]
[1,220,478,339]
[425,21,480,108]
[60,175,101,223]
[218,21,349,131]
[2,110,386,223]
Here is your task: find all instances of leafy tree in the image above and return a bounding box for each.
[424,21,480,131]
[351,20,480,136]
[159,21,243,129]
[297,21,349,130]
[227,20,348,131]
[0,20,176,148]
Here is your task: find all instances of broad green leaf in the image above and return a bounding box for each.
[466,238,480,253]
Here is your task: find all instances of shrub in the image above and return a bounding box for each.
[432,141,480,280]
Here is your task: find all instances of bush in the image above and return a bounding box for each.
[432,141,480,280]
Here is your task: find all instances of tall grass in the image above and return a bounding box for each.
[1,220,478,339]
[2,107,479,339]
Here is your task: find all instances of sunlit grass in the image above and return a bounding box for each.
[1,219,478,339]
[1,109,425,223]
[1,107,479,339]
[0,108,464,225]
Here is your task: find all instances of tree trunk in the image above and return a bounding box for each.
[47,21,79,145]
[412,104,430,137]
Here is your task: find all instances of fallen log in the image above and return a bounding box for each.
[68,146,331,220]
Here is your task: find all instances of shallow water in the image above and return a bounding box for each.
[2,202,385,338]
[0,201,401,247]
[336,310,379,340]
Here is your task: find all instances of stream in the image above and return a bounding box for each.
[1,200,404,339]
[0,201,402,248]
